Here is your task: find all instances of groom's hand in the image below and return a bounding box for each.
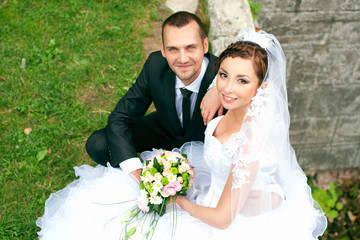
[131,168,142,183]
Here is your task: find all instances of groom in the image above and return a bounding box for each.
[86,11,221,181]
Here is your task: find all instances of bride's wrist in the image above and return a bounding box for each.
[175,195,185,208]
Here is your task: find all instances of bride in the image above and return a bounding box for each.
[37,30,327,239]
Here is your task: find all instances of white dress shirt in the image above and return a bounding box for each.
[175,57,209,126]
[120,57,209,174]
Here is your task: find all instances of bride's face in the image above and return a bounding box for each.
[216,57,260,112]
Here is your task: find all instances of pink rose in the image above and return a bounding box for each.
[163,181,183,196]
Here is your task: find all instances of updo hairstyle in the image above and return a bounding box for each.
[216,41,268,86]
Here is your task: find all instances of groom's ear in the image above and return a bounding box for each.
[203,37,209,54]
[160,42,166,58]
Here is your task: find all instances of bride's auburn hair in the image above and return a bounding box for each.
[216,41,268,86]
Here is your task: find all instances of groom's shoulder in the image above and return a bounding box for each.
[147,51,166,64]
[207,53,218,64]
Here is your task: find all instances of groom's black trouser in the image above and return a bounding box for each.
[86,112,184,167]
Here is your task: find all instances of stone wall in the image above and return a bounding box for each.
[208,0,254,56]
[255,0,360,170]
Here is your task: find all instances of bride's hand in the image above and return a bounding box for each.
[175,195,186,208]
[130,169,142,183]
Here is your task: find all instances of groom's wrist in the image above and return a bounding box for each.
[119,157,143,174]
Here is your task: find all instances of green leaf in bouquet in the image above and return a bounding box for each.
[129,209,141,219]
[177,190,187,196]
[170,167,178,175]
[161,177,169,185]
[182,180,188,187]
[154,157,160,170]
[124,209,135,218]
[125,227,136,237]
[146,207,154,214]
[164,197,170,205]
[153,204,159,211]
[158,201,167,217]
[182,185,189,191]
[182,172,189,180]
[150,167,158,176]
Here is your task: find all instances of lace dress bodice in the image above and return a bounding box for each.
[198,116,284,209]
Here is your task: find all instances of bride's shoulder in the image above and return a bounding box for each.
[205,116,224,136]
[208,116,224,127]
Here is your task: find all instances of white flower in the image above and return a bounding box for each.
[178,164,188,174]
[152,180,163,192]
[140,175,147,183]
[136,194,149,212]
[154,172,163,181]
[139,189,148,198]
[177,176,183,183]
[162,169,171,177]
[160,191,169,198]
[150,190,158,197]
[188,169,194,177]
[149,196,163,205]
[163,160,171,170]
[145,171,154,183]
[167,173,177,182]
[164,151,181,163]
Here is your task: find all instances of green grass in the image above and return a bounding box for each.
[0,0,165,238]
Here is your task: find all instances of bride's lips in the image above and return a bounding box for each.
[222,94,237,103]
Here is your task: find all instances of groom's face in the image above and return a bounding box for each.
[161,20,209,86]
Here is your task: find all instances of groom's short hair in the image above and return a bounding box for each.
[161,11,206,44]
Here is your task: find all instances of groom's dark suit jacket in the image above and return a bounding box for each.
[105,51,218,167]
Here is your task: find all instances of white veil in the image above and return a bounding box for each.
[228,30,327,238]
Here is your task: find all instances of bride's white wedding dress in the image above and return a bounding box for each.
[37,116,325,240]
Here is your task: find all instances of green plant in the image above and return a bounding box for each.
[248,0,261,20]
[312,182,343,220]
[0,0,166,238]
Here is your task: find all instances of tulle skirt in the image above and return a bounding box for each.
[37,142,326,240]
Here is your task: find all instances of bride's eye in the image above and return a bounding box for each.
[237,78,248,84]
[219,71,227,79]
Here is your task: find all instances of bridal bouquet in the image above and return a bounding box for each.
[121,150,194,239]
